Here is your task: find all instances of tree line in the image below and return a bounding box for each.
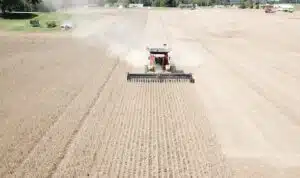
[2,0,295,14]
[0,0,244,13]
[106,0,297,7]
[0,0,45,13]
[110,0,232,7]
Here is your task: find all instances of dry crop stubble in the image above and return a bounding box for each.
[161,83,193,177]
[92,81,230,177]
[0,36,49,63]
[88,65,133,178]
[180,84,232,177]
[201,35,300,121]
[0,39,106,176]
[5,45,119,177]
[51,62,129,177]
[49,78,233,177]
[89,80,140,177]
[192,27,300,166]
[213,48,300,165]
[179,9,300,176]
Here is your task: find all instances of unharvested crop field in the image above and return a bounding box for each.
[1,8,300,177]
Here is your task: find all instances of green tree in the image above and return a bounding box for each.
[159,0,166,6]
[192,0,201,5]
[165,0,177,7]
[105,0,118,5]
[0,0,41,14]
[247,0,253,8]
[255,1,259,9]
[153,0,166,6]
[209,0,216,5]
[239,0,246,8]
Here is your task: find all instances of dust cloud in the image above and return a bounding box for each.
[43,1,205,70]
[41,0,148,68]
[170,41,207,68]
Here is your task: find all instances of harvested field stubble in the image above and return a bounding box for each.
[83,82,230,177]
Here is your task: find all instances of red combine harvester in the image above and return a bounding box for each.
[127,44,195,83]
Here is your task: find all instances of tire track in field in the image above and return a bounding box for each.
[0,81,83,177]
[47,59,120,178]
[47,11,148,176]
[4,9,132,177]
[50,62,128,177]
[0,45,107,177]
[55,10,150,177]
[87,65,130,177]
[8,57,119,178]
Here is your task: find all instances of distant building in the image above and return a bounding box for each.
[128,4,144,8]
[229,0,240,4]
[228,0,298,4]
[229,0,267,4]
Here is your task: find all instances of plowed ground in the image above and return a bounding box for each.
[1,8,300,178]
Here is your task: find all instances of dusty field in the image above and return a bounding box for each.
[1,8,300,178]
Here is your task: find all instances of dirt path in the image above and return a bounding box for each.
[1,8,300,178]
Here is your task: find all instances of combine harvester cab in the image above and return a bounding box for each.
[127,44,195,83]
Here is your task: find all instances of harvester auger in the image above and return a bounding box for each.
[127,44,195,83]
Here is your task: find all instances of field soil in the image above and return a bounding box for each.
[1,8,300,177]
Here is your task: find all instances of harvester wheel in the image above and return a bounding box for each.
[127,72,130,81]
[190,78,195,83]
[170,65,176,73]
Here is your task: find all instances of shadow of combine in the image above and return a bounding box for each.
[0,12,38,19]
